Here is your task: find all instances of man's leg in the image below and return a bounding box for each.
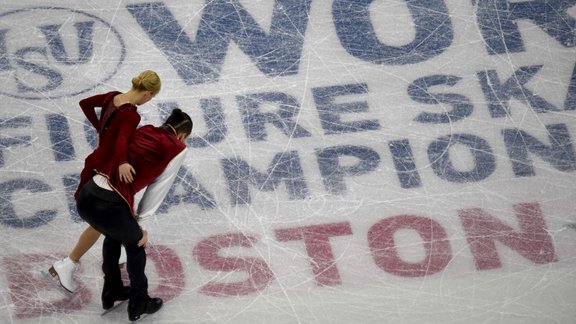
[124,241,147,299]
[76,180,161,319]
[101,235,129,309]
[102,235,122,285]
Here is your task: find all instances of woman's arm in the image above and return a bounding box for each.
[79,92,113,129]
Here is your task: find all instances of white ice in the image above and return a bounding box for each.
[0,0,575,323]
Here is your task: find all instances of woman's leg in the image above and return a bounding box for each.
[69,226,101,262]
[49,225,100,293]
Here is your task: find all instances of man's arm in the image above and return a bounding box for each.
[136,148,188,230]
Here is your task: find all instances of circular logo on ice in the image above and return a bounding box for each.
[0,7,125,100]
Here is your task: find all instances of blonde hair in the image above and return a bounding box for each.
[131,70,161,95]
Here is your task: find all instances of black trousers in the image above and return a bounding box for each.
[76,179,148,301]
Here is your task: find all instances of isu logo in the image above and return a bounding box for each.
[0,7,125,99]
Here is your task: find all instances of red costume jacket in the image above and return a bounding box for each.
[105,125,186,216]
[75,91,140,199]
[76,91,186,217]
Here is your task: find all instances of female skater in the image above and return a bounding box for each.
[49,70,161,293]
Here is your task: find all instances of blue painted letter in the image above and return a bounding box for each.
[159,166,216,212]
[222,151,309,205]
[313,83,380,135]
[502,123,576,177]
[0,179,56,228]
[389,139,422,189]
[238,92,311,141]
[428,134,496,183]
[333,0,453,65]
[39,21,95,65]
[566,63,576,110]
[127,1,312,85]
[478,65,557,118]
[316,145,380,194]
[408,75,473,124]
[0,116,32,168]
[46,114,75,161]
[473,0,576,55]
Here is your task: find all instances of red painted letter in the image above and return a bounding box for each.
[459,202,557,270]
[146,244,184,302]
[193,232,274,296]
[3,254,91,318]
[275,222,353,286]
[368,215,452,277]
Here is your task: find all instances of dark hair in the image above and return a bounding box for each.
[164,109,192,136]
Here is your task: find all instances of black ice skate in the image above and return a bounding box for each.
[128,297,163,322]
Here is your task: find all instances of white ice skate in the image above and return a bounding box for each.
[47,257,78,294]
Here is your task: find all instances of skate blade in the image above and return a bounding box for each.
[130,312,150,322]
[129,303,163,322]
[101,299,128,316]
[43,268,74,295]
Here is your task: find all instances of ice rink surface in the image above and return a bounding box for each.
[0,0,575,323]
